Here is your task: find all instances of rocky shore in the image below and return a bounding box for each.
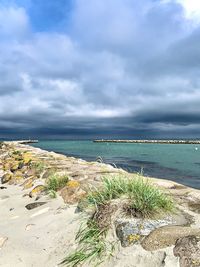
[0,141,200,267]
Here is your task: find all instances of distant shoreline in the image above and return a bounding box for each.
[93,139,200,144]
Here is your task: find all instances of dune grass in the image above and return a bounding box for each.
[31,161,46,173]
[46,174,69,198]
[61,219,115,267]
[87,176,174,218]
[62,175,174,266]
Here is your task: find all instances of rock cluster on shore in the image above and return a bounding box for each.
[0,141,200,267]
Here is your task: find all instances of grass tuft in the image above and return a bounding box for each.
[46,174,69,192]
[62,175,174,266]
[61,219,114,267]
[87,176,174,218]
[127,178,174,218]
[31,161,46,173]
[48,189,57,198]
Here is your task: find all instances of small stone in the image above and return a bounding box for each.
[25,202,47,210]
[0,237,8,249]
[35,196,40,201]
[0,186,7,189]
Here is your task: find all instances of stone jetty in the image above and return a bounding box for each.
[12,140,38,144]
[93,139,200,144]
[0,141,200,267]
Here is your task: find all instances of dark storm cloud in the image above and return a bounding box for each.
[0,0,200,138]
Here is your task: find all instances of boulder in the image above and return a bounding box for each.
[3,162,11,171]
[141,226,200,251]
[29,185,46,198]
[174,235,200,267]
[10,161,20,171]
[21,177,34,189]
[1,172,13,184]
[11,170,24,184]
[25,168,37,178]
[188,202,200,214]
[60,180,86,204]
[22,152,32,165]
[115,217,173,247]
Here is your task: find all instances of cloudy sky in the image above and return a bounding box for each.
[0,0,200,139]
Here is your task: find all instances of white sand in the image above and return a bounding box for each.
[0,185,80,267]
[0,184,179,267]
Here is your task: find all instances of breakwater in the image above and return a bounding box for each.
[10,140,38,144]
[93,139,200,144]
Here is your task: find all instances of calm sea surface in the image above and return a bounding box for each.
[33,140,200,189]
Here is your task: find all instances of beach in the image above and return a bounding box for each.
[1,141,200,267]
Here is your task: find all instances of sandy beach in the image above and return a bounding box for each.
[1,142,200,267]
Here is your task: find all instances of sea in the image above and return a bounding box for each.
[33,140,200,189]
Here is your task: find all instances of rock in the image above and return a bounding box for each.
[0,236,8,249]
[26,168,37,178]
[188,202,200,214]
[10,161,20,171]
[11,170,24,184]
[174,235,200,267]
[41,169,52,179]
[12,152,23,161]
[1,172,13,184]
[3,162,11,171]
[60,180,86,204]
[115,218,173,247]
[25,202,47,210]
[21,177,34,189]
[66,180,80,188]
[29,185,46,198]
[22,152,32,164]
[141,226,200,251]
[0,186,7,189]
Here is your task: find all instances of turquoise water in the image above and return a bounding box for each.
[33,140,200,189]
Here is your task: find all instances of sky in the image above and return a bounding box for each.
[0,0,200,139]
